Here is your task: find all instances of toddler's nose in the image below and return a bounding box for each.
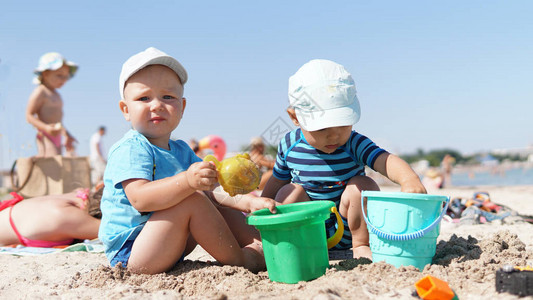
[150,98,164,111]
[327,128,341,139]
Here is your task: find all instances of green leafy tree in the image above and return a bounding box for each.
[401,149,464,167]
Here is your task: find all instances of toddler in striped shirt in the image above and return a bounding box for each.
[261,59,426,259]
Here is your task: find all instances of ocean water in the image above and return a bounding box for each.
[451,166,533,186]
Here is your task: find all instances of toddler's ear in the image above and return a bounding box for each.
[286,108,300,126]
[119,100,130,121]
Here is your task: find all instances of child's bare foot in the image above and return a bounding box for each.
[242,242,266,273]
[353,245,372,260]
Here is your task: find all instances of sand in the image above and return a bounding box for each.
[1,185,532,299]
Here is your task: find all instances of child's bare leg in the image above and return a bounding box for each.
[217,205,260,245]
[41,136,61,157]
[275,183,310,204]
[339,175,379,259]
[35,136,46,157]
[217,205,265,272]
[258,170,273,190]
[128,192,248,274]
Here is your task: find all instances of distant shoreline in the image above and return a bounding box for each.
[453,160,533,173]
[366,160,533,188]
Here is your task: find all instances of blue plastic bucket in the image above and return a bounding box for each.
[362,191,449,271]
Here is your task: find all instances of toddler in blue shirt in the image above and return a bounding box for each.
[99,47,276,274]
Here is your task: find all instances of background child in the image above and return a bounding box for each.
[26,52,78,157]
[261,59,427,260]
[99,47,277,275]
[248,136,275,190]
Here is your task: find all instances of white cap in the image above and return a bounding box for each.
[119,47,188,99]
[250,136,265,146]
[288,59,360,131]
[33,52,78,84]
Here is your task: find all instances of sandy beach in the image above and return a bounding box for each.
[1,184,532,299]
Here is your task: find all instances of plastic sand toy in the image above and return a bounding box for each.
[204,153,260,196]
[246,201,344,283]
[415,275,458,300]
[496,265,533,296]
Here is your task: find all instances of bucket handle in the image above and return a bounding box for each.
[327,206,344,249]
[362,195,450,241]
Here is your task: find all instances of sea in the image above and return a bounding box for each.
[451,165,533,186]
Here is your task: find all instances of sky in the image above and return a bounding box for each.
[1,1,532,170]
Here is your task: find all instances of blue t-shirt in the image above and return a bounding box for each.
[273,128,387,205]
[98,129,201,261]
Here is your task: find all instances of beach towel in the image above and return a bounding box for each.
[0,239,104,256]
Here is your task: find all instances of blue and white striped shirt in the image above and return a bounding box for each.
[273,128,387,202]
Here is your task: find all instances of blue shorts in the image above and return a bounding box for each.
[110,239,135,267]
[325,213,352,250]
[110,239,185,268]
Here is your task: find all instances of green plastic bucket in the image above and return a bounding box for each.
[362,191,449,271]
[246,201,341,284]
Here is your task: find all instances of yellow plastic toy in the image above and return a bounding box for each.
[204,153,261,196]
[328,206,344,249]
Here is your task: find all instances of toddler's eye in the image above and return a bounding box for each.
[163,95,176,100]
[137,96,149,101]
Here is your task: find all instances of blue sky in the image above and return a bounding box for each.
[1,1,532,170]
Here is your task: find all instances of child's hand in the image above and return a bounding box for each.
[46,124,62,136]
[186,161,218,191]
[400,180,427,194]
[65,135,77,152]
[249,196,277,214]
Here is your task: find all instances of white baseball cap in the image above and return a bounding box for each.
[33,52,78,84]
[119,47,188,99]
[288,59,360,131]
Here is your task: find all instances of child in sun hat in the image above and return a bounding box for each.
[26,52,78,157]
[98,47,277,274]
[261,59,427,260]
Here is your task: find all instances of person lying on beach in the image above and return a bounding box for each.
[261,59,427,260]
[0,188,101,247]
[99,47,277,275]
[26,52,78,157]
